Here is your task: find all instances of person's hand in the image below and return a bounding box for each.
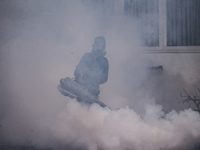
[60,78,65,85]
[75,76,85,85]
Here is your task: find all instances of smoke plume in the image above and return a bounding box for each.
[0,0,200,150]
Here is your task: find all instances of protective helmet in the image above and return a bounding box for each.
[92,36,106,53]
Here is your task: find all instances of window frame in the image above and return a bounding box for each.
[128,0,200,53]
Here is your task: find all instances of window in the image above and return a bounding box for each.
[167,0,200,46]
[124,0,159,47]
[124,0,200,52]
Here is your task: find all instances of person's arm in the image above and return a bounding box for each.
[74,53,90,82]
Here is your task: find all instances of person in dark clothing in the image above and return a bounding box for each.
[74,36,109,100]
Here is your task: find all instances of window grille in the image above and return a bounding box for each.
[167,0,200,46]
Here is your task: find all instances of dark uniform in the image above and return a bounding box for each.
[74,36,109,99]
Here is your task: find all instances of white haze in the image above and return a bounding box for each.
[0,0,200,150]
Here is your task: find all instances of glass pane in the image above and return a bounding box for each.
[124,0,159,47]
[167,0,200,46]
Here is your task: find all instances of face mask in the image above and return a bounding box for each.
[94,50,106,56]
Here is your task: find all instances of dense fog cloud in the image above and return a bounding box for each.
[0,0,200,150]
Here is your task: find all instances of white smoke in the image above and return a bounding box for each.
[1,0,200,150]
[50,101,200,150]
